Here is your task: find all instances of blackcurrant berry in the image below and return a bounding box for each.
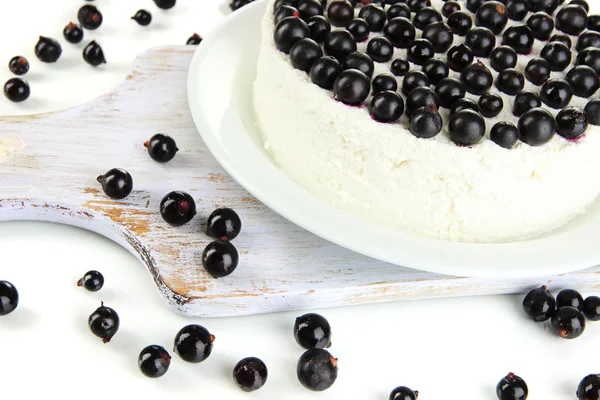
[97,168,133,200]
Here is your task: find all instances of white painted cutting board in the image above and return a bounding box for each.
[0,46,599,317]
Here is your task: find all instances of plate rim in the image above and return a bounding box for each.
[187,0,600,279]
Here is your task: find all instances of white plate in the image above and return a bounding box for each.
[187,0,600,279]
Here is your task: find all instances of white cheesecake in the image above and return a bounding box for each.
[253,0,600,242]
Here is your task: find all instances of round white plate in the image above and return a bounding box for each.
[187,0,600,279]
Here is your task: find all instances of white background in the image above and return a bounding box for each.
[0,1,599,399]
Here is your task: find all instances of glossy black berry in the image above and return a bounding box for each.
[549,34,571,48]
[577,47,600,75]
[0,281,18,315]
[434,78,464,109]
[465,27,495,57]
[406,87,439,116]
[294,313,332,349]
[478,92,503,118]
[372,73,398,94]
[230,0,254,10]
[442,2,460,17]
[556,288,584,311]
[274,0,300,11]
[206,208,242,240]
[307,15,330,42]
[461,61,493,95]
[202,240,239,278]
[187,33,202,45]
[566,66,599,98]
[491,121,519,149]
[524,58,550,86]
[490,46,517,72]
[527,12,554,40]
[310,56,343,89]
[4,78,30,103]
[507,0,529,21]
[540,79,573,109]
[586,99,600,125]
[347,18,370,42]
[409,104,443,138]
[358,4,387,32]
[449,110,485,146]
[333,69,370,105]
[496,68,524,95]
[446,44,474,72]
[233,357,268,392]
[466,0,486,12]
[391,58,410,76]
[383,17,416,48]
[366,37,393,62]
[570,0,590,12]
[132,10,152,26]
[35,36,62,63]
[275,6,300,24]
[496,373,528,400]
[583,296,600,321]
[328,0,354,26]
[422,59,449,84]
[388,4,411,20]
[63,23,84,44]
[513,90,542,117]
[447,11,473,36]
[342,53,373,78]
[83,41,106,66]
[576,31,600,52]
[402,70,429,95]
[139,345,171,378]
[370,91,404,122]
[88,302,120,343]
[551,306,586,339]
[389,386,419,400]
[522,285,555,321]
[556,107,588,140]
[159,191,197,227]
[324,29,357,60]
[407,39,434,65]
[556,5,588,35]
[290,38,323,71]
[577,375,600,400]
[8,56,29,76]
[407,0,431,12]
[275,17,310,54]
[451,98,479,115]
[413,7,442,30]
[475,1,508,34]
[502,24,534,54]
[78,5,103,30]
[529,0,558,13]
[144,133,178,162]
[173,324,214,362]
[540,42,571,72]
[97,168,133,200]
[77,270,104,292]
[154,0,177,9]
[588,15,600,32]
[297,0,323,19]
[297,349,338,391]
[518,107,556,145]
[422,22,453,53]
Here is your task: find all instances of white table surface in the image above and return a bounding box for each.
[0,1,599,399]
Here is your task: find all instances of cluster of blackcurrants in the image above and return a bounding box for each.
[523,286,600,339]
[271,0,600,149]
[3,0,205,104]
[96,133,243,279]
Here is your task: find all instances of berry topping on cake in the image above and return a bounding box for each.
[585,99,600,125]
[442,2,461,18]
[290,38,323,71]
[556,5,588,35]
[447,11,473,36]
[358,4,386,31]
[435,78,466,109]
[343,51,374,77]
[324,29,357,60]
[333,69,370,105]
[347,18,370,41]
[465,27,496,57]
[576,47,600,74]
[409,104,443,138]
[274,17,310,53]
[449,110,486,146]
[383,17,416,48]
[478,92,504,118]
[490,46,518,72]
[556,107,588,140]
[525,57,551,85]
[275,5,300,24]
[461,61,493,95]
[475,1,508,34]
[491,121,519,149]
[310,56,343,89]
[402,70,429,95]
[540,42,571,72]
[298,0,324,19]
[507,0,529,21]
[566,65,600,97]
[576,31,600,52]
[422,59,449,85]
[529,0,559,14]
[406,86,440,116]
[540,78,573,109]
[527,11,555,41]
[496,68,525,95]
[366,36,394,62]
[446,44,474,72]
[422,21,454,52]
[370,90,404,122]
[450,97,480,115]
[390,57,410,76]
[407,38,434,65]
[387,4,411,20]
[502,24,534,54]
[518,107,556,146]
[513,90,542,117]
[549,33,572,48]
[327,0,354,26]
[413,7,442,30]
[307,15,331,42]
[372,73,398,94]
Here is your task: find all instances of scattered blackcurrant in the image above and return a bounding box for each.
[97,168,133,200]
[139,345,171,378]
[233,357,268,392]
[173,324,214,362]
[77,270,104,292]
[160,191,196,227]
[88,302,120,343]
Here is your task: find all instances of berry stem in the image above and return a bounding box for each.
[77,278,83,287]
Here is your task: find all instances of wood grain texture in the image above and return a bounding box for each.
[0,46,599,317]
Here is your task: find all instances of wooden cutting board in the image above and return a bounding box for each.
[1,46,599,317]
